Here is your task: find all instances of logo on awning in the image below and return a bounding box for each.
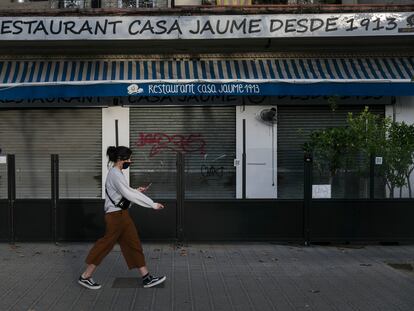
[127,84,144,95]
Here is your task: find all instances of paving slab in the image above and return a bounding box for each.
[0,243,413,311]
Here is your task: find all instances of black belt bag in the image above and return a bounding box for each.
[105,188,131,210]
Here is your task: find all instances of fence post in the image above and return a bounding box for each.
[369,154,375,199]
[304,153,312,246]
[242,119,246,199]
[176,152,185,242]
[51,154,59,244]
[7,154,16,244]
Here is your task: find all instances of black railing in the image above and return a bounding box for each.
[2,152,414,243]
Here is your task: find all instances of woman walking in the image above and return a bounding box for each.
[78,146,166,289]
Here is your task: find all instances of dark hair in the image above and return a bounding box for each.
[107,146,132,162]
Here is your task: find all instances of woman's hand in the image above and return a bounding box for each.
[153,203,164,210]
[137,186,147,192]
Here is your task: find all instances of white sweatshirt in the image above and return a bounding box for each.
[104,167,157,213]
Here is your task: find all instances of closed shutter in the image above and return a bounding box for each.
[130,107,236,199]
[277,105,385,199]
[0,109,102,199]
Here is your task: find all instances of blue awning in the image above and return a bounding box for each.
[0,57,413,100]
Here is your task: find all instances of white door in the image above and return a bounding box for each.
[236,105,277,199]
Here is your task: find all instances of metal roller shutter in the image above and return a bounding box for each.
[130,106,236,199]
[277,105,385,199]
[0,109,102,199]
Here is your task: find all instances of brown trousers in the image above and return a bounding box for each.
[86,210,146,269]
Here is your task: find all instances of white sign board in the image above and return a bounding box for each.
[0,156,7,164]
[312,184,331,199]
[375,157,383,165]
[0,13,413,40]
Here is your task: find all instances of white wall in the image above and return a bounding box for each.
[102,106,130,198]
[385,96,414,198]
[236,105,277,199]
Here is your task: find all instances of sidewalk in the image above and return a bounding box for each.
[0,242,413,311]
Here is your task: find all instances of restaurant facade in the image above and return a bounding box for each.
[0,5,413,243]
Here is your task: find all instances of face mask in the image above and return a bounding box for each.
[122,162,131,169]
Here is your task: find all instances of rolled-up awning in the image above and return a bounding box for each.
[0,57,413,100]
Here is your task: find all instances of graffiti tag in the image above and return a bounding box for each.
[201,165,224,179]
[136,133,206,157]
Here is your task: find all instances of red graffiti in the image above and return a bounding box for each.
[135,133,206,157]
